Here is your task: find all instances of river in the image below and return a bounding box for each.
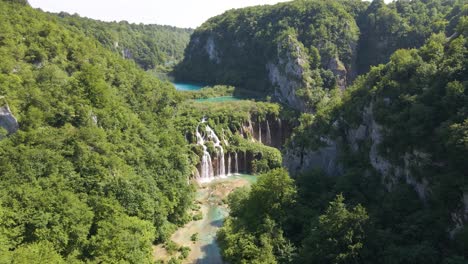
[153,174,256,263]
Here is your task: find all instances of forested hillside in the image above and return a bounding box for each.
[1,0,467,263]
[0,1,193,262]
[55,12,193,71]
[175,0,464,111]
[174,0,468,263]
[218,29,468,264]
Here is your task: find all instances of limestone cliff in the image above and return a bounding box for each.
[267,35,311,112]
[0,102,18,135]
[284,102,430,200]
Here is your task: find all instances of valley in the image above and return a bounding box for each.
[0,0,466,263]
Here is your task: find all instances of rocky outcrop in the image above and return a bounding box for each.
[267,35,310,112]
[122,48,132,59]
[362,103,430,200]
[286,102,431,202]
[205,36,220,64]
[283,138,342,176]
[449,191,468,237]
[0,103,19,135]
[327,57,348,90]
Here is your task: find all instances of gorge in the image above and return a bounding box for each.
[0,0,466,263]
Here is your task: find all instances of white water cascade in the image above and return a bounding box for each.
[195,118,234,182]
[196,120,214,182]
[206,126,225,177]
[227,153,232,176]
[266,120,272,146]
[258,122,262,143]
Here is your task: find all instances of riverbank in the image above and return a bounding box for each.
[153,175,256,263]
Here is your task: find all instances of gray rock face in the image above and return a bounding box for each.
[283,138,342,176]
[122,48,132,59]
[0,104,19,135]
[286,102,431,202]
[464,192,468,219]
[450,191,468,237]
[327,57,348,90]
[205,37,220,64]
[344,103,432,200]
[267,35,310,112]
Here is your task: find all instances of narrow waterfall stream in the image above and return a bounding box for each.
[227,154,231,176]
[266,120,272,146]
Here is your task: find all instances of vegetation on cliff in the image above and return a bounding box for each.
[175,0,465,111]
[0,0,467,263]
[216,11,468,263]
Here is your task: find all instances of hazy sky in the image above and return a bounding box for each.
[28,0,291,28]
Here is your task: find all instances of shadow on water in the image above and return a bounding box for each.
[210,219,224,228]
[196,241,225,264]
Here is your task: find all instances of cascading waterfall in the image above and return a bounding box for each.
[258,121,262,143]
[195,118,233,182]
[206,126,225,177]
[266,120,272,146]
[227,153,232,176]
[196,121,214,181]
[248,120,255,142]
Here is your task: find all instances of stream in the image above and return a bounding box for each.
[154,174,257,263]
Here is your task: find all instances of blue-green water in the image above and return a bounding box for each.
[173,82,204,91]
[196,174,256,263]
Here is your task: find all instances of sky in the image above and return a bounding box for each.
[28,0,291,28]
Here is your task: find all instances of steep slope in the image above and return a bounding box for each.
[56,12,193,70]
[216,17,468,264]
[175,0,462,111]
[174,0,468,263]
[175,0,365,111]
[0,1,193,262]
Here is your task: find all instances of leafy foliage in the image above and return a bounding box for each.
[56,12,193,70]
[0,1,194,262]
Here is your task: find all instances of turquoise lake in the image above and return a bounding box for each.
[172,82,205,91]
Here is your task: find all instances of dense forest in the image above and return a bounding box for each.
[175,0,468,263]
[218,32,468,264]
[0,0,467,263]
[175,0,465,110]
[0,1,193,262]
[55,13,193,71]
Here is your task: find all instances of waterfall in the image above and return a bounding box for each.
[248,120,255,141]
[266,120,272,146]
[235,152,239,174]
[227,153,232,176]
[258,121,262,143]
[206,126,225,177]
[196,124,214,182]
[195,118,229,182]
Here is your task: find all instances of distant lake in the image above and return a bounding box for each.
[172,82,205,91]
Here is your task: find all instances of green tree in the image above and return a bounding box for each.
[300,194,369,264]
